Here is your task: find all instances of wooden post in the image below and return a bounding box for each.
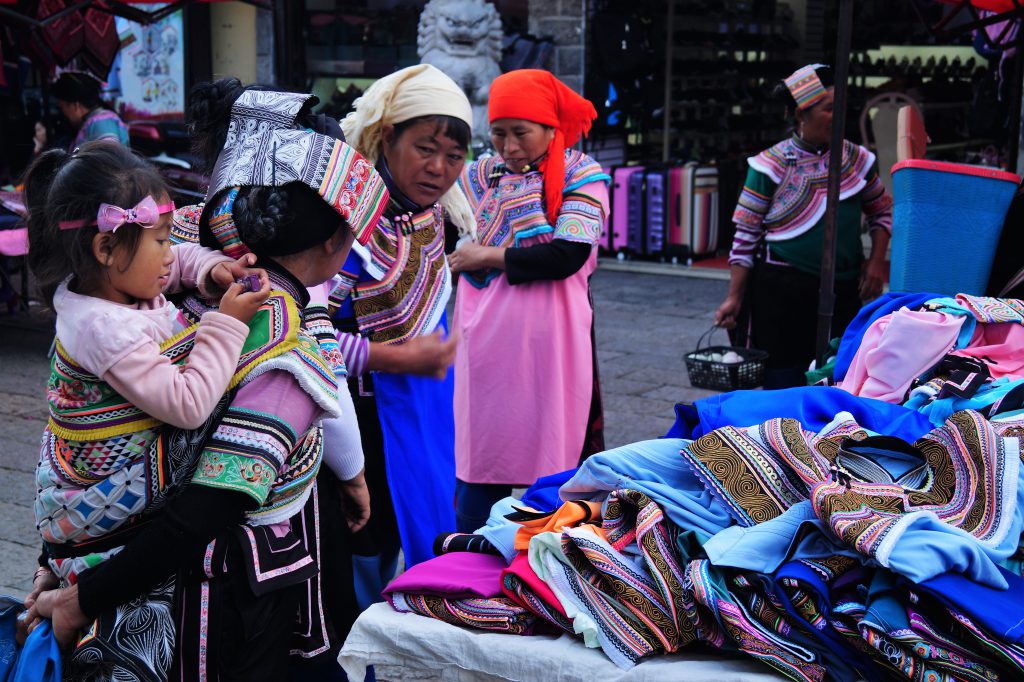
[815,0,854,364]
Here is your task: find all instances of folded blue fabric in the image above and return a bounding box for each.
[0,596,23,681]
[520,469,577,513]
[834,291,945,381]
[704,501,860,573]
[5,616,61,682]
[774,562,888,682]
[559,438,733,538]
[665,387,935,442]
[915,566,1024,643]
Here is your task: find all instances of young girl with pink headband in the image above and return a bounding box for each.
[21,141,268,661]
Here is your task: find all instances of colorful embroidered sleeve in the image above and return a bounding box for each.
[304,304,348,379]
[191,370,320,504]
[728,167,777,268]
[553,184,608,246]
[861,167,893,234]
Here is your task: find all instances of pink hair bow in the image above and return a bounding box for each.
[59,196,175,232]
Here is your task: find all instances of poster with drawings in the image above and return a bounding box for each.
[109,5,184,119]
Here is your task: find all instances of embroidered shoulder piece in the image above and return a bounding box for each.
[350,203,450,344]
[748,139,875,239]
[812,410,1020,567]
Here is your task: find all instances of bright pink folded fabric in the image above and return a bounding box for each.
[383,551,507,600]
[953,323,1024,380]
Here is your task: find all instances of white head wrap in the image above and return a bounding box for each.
[341,63,477,238]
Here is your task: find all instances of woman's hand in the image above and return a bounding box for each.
[16,568,59,644]
[219,278,271,324]
[859,257,887,302]
[448,244,503,273]
[338,470,371,533]
[24,584,90,649]
[714,295,743,329]
[397,331,458,379]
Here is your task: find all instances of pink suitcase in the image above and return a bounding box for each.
[666,162,719,262]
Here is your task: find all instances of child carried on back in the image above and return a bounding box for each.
[23,141,271,586]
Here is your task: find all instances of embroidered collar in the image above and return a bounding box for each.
[791,133,828,156]
[258,257,310,308]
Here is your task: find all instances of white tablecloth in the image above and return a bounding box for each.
[339,603,787,681]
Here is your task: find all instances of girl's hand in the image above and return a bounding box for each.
[218,278,271,324]
[209,254,267,295]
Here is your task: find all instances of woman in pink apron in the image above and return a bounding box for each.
[448,70,610,532]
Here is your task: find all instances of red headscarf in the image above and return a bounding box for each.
[488,69,597,224]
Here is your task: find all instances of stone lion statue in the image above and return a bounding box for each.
[418,0,503,146]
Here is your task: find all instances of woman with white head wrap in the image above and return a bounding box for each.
[324,63,472,625]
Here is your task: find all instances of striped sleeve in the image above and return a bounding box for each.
[305,305,348,379]
[337,331,370,378]
[728,167,776,268]
[861,168,893,234]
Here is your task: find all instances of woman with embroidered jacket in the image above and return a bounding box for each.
[332,63,472,604]
[27,114,387,680]
[446,69,610,533]
[714,64,893,389]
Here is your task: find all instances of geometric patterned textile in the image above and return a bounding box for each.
[388,593,535,635]
[811,410,1020,570]
[953,294,1024,324]
[206,93,388,248]
[37,292,306,552]
[348,202,451,344]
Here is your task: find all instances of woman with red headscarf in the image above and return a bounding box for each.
[447,70,610,532]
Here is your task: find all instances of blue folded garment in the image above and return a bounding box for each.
[665,386,935,442]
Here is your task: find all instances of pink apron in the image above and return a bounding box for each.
[454,248,597,484]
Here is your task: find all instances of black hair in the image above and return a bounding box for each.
[24,141,170,305]
[231,182,348,258]
[773,65,834,120]
[51,72,103,109]
[187,78,331,174]
[391,114,471,151]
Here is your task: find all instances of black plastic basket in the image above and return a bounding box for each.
[684,327,769,391]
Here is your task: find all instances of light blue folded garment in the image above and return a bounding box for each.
[559,438,733,538]
[704,501,861,573]
[476,496,522,564]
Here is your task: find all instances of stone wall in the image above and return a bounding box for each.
[527,0,585,94]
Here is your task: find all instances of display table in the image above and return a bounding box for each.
[339,603,786,681]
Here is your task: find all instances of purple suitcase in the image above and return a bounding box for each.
[626,169,647,254]
[608,166,642,253]
[644,167,669,257]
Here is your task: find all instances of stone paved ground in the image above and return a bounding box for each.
[0,265,727,596]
